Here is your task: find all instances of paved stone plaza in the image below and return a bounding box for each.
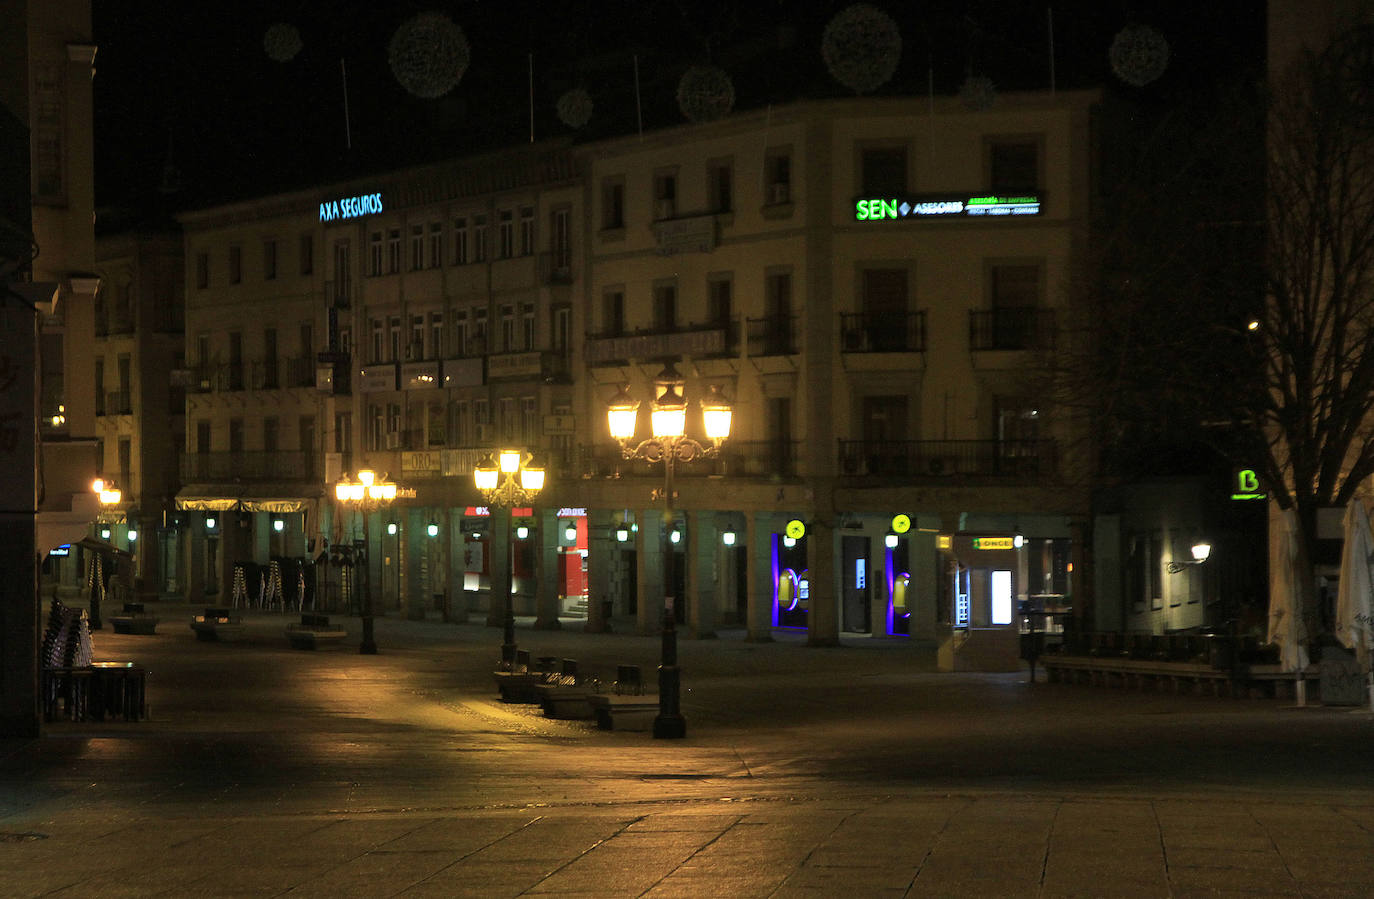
[3,606,1374,897]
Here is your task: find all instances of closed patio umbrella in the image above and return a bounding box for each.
[1268,509,1310,705]
[1335,499,1374,712]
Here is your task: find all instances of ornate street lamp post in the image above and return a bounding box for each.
[90,478,124,629]
[473,449,545,669]
[334,469,398,654]
[607,362,732,739]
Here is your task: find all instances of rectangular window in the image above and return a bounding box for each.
[989,140,1040,193]
[369,405,384,451]
[765,148,792,204]
[263,416,279,453]
[473,399,490,433]
[498,209,515,259]
[299,233,313,275]
[604,289,625,336]
[709,159,733,213]
[263,239,277,280]
[708,276,732,325]
[453,217,468,264]
[228,418,244,454]
[410,224,424,270]
[428,222,443,268]
[389,316,402,361]
[653,282,677,331]
[501,305,516,351]
[473,307,488,350]
[990,263,1043,308]
[387,228,401,274]
[334,412,351,453]
[860,146,907,195]
[521,303,536,350]
[195,252,209,289]
[427,401,446,447]
[228,246,242,285]
[333,240,350,297]
[551,207,571,269]
[453,309,468,356]
[451,400,468,446]
[429,312,443,357]
[602,178,625,229]
[499,397,517,441]
[653,171,677,219]
[409,315,424,359]
[518,205,535,256]
[521,396,538,443]
[196,419,211,454]
[369,231,383,277]
[473,214,488,261]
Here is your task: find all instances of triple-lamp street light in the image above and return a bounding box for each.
[334,469,398,654]
[607,362,732,739]
[474,449,545,670]
[90,478,126,630]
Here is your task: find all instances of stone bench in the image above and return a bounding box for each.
[588,693,659,731]
[536,682,595,720]
[285,614,347,650]
[111,602,159,635]
[190,609,247,642]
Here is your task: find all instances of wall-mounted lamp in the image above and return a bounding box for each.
[516,525,530,540]
[127,526,138,542]
[616,527,629,542]
[100,526,111,540]
[386,522,398,536]
[885,533,899,549]
[427,521,439,538]
[564,524,577,542]
[1167,542,1212,573]
[206,516,217,531]
[272,517,285,533]
[782,535,796,548]
[669,528,681,544]
[722,530,736,546]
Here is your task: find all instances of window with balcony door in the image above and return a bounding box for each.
[389,316,402,361]
[519,206,535,256]
[452,310,468,357]
[473,308,488,352]
[860,145,907,195]
[995,398,1043,471]
[521,396,537,443]
[427,401,446,447]
[521,303,536,351]
[334,412,351,453]
[708,158,733,213]
[263,239,277,280]
[472,214,488,261]
[410,224,424,270]
[498,209,515,259]
[653,170,677,220]
[451,401,469,446]
[229,245,242,285]
[601,177,625,230]
[428,222,443,268]
[603,289,625,336]
[263,416,279,452]
[332,240,350,298]
[370,318,384,363]
[500,305,516,351]
[550,207,571,269]
[859,268,911,352]
[409,315,424,359]
[764,148,792,205]
[387,229,401,274]
[653,282,677,331]
[299,233,313,275]
[980,262,1046,350]
[988,139,1041,193]
[369,232,383,276]
[861,395,909,476]
[429,312,443,357]
[499,396,516,441]
[453,217,468,264]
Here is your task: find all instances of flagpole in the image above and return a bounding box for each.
[340,58,353,151]
[528,53,535,143]
[634,54,644,140]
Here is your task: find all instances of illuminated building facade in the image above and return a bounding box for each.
[176,91,1098,668]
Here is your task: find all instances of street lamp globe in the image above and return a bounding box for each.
[606,385,640,441]
[651,382,687,439]
[700,383,733,442]
[474,454,499,492]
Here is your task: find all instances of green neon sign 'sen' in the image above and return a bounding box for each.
[854,198,899,220]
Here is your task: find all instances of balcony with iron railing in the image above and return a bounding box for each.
[969,307,1056,351]
[837,439,1057,479]
[95,313,135,338]
[584,320,734,365]
[251,358,281,390]
[840,312,927,353]
[180,451,315,482]
[746,315,799,357]
[324,279,352,309]
[573,439,800,480]
[538,250,574,285]
[104,390,132,416]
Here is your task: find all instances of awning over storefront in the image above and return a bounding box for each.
[175,486,322,514]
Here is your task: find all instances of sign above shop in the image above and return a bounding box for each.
[319,192,383,222]
[891,513,911,534]
[785,519,806,540]
[853,193,1042,221]
[972,536,1019,550]
[1231,468,1266,501]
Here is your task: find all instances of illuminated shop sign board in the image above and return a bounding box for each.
[854,193,1042,221]
[319,192,384,222]
[972,536,1017,550]
[891,513,911,534]
[785,519,806,539]
[1231,468,1267,501]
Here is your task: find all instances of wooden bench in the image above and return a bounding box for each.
[285,613,347,650]
[588,693,659,731]
[110,602,160,635]
[190,608,247,642]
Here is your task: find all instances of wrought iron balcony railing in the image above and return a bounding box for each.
[838,439,1057,478]
[746,315,799,357]
[180,451,315,482]
[840,311,927,353]
[968,307,1056,351]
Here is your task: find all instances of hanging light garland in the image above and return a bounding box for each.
[263,22,303,63]
[676,64,736,123]
[959,74,997,111]
[388,11,471,99]
[556,88,594,129]
[822,3,902,95]
[1109,24,1171,87]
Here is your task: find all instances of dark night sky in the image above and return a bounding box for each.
[90,1,1267,214]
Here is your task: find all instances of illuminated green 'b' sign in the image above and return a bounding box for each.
[1231,469,1266,501]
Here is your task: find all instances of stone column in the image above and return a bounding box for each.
[910,529,939,641]
[687,510,718,638]
[636,510,662,636]
[405,507,425,619]
[585,509,613,633]
[534,507,561,629]
[745,511,774,642]
[869,536,888,637]
[486,507,510,627]
[807,519,840,647]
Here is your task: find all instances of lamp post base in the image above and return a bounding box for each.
[653,663,686,739]
[359,615,377,655]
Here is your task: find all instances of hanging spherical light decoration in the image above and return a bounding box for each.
[556,88,594,129]
[959,74,997,111]
[822,4,902,95]
[1109,24,1170,87]
[676,65,735,123]
[263,23,303,63]
[388,12,471,99]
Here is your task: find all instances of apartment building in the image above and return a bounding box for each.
[173,90,1097,668]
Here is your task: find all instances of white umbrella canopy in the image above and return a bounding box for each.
[1268,509,1310,680]
[1335,499,1374,710]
